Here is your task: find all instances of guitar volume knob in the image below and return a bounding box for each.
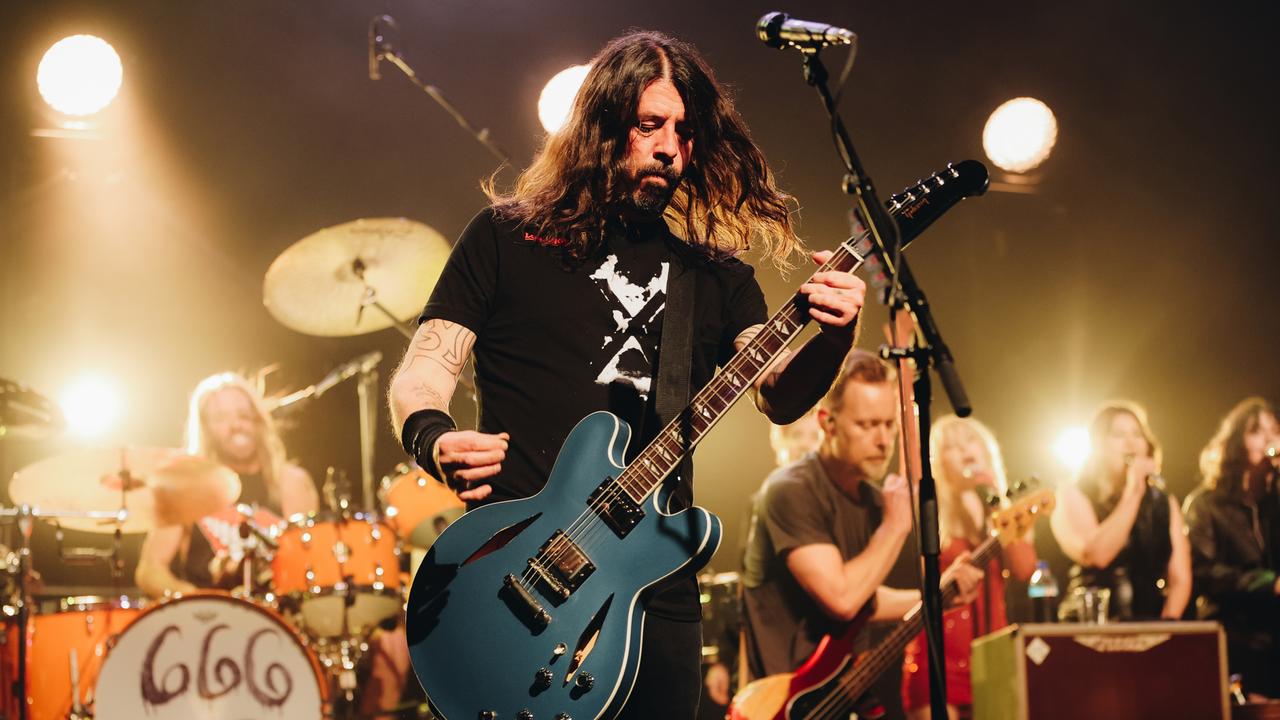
[478,713,497,720]
[555,715,572,720]
[535,667,553,689]
[516,710,534,720]
[575,672,594,690]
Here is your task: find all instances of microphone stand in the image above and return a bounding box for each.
[795,48,973,720]
[371,20,512,166]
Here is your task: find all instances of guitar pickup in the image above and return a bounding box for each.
[588,478,645,538]
[529,530,595,602]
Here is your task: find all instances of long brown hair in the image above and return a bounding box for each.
[1078,400,1163,504]
[1200,396,1276,496]
[486,30,801,268]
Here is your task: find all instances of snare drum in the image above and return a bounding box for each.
[1,595,142,720]
[94,593,327,719]
[272,512,402,638]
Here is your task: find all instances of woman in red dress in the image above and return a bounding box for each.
[901,415,1037,719]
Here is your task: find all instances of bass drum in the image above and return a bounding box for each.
[94,593,328,719]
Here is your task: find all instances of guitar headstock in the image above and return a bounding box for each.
[887,159,990,218]
[988,484,1055,547]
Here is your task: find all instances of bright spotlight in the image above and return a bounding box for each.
[538,64,591,134]
[37,35,124,116]
[59,374,124,439]
[983,97,1057,173]
[1053,426,1091,475]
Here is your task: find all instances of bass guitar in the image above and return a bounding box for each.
[729,487,1055,720]
[406,160,990,720]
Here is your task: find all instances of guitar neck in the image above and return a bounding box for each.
[607,160,989,506]
[836,534,1003,707]
[609,241,866,505]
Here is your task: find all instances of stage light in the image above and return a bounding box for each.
[537,64,590,134]
[37,35,123,116]
[983,97,1057,173]
[1053,426,1090,475]
[59,373,124,439]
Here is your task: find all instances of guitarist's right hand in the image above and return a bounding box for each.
[882,472,914,535]
[438,430,509,502]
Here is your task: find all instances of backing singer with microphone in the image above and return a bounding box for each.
[1049,400,1192,620]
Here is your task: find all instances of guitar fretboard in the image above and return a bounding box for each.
[612,238,867,504]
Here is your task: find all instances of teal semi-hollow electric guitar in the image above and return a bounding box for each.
[406,160,990,720]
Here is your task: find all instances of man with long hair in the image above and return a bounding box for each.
[136,372,318,596]
[389,30,868,716]
[1184,397,1280,699]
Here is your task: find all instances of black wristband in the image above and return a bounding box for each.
[401,409,457,481]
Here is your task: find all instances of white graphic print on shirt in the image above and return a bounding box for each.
[589,254,668,400]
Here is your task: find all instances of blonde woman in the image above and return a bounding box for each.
[901,415,1036,720]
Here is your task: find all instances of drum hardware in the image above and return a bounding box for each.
[0,379,64,442]
[0,507,136,720]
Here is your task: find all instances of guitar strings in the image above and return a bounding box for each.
[802,539,1001,720]
[522,245,866,591]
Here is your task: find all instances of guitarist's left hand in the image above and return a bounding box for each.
[940,550,985,608]
[800,250,866,342]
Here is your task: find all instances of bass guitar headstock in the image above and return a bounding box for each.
[988,481,1055,547]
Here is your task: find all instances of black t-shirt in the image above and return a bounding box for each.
[421,207,767,619]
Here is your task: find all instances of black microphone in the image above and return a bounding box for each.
[368,15,394,80]
[757,12,856,51]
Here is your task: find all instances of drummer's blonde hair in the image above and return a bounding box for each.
[185,372,287,508]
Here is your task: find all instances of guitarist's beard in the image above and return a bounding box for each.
[626,164,681,218]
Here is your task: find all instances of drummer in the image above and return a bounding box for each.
[135,372,317,595]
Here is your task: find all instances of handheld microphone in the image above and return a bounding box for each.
[757,12,856,51]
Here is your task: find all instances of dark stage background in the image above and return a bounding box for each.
[1,1,1277,607]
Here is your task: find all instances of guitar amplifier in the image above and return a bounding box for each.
[971,621,1229,720]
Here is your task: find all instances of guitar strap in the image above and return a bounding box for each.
[655,256,695,489]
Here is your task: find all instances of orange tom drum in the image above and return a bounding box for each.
[272,511,402,638]
[381,464,465,549]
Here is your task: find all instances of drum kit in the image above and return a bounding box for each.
[0,217,466,719]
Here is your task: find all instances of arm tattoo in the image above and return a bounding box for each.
[405,320,475,376]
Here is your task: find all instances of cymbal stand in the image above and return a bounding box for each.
[353,259,415,341]
[14,506,32,720]
[356,365,379,513]
[352,258,480,406]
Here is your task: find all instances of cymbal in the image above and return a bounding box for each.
[0,379,64,441]
[9,447,241,534]
[263,217,450,337]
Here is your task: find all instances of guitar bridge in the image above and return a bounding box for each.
[500,573,551,631]
[588,478,645,538]
[529,530,595,602]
